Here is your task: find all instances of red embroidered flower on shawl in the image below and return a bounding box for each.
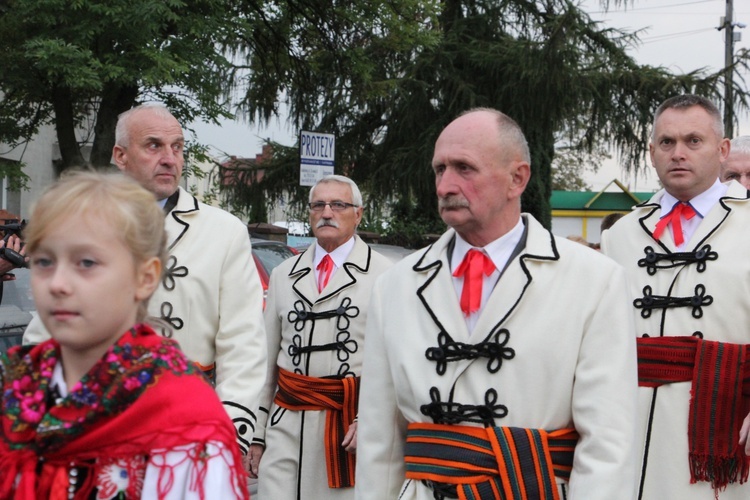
[95,456,146,500]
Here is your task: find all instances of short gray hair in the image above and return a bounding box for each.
[459,107,531,164]
[309,175,363,207]
[652,95,724,140]
[730,136,750,156]
[115,103,179,148]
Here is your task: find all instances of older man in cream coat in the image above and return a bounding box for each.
[356,108,638,500]
[250,175,391,499]
[24,105,267,464]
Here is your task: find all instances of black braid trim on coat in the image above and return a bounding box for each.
[637,245,717,275]
[633,284,713,318]
[425,329,515,375]
[420,387,508,427]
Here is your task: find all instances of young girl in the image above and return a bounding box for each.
[0,171,249,499]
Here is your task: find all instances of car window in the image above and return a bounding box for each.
[0,268,34,354]
[253,244,296,276]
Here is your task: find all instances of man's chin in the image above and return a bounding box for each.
[440,210,468,228]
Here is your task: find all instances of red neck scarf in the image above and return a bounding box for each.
[317,254,334,292]
[0,324,248,500]
[453,249,496,316]
[652,202,697,247]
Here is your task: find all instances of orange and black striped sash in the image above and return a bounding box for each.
[637,336,750,490]
[405,422,578,500]
[274,367,359,488]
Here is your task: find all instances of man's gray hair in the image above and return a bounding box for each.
[309,175,363,207]
[652,95,724,140]
[459,107,531,164]
[730,136,750,156]
[115,103,178,148]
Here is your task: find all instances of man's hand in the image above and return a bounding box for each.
[248,443,265,478]
[0,235,27,277]
[739,412,750,455]
[342,421,358,453]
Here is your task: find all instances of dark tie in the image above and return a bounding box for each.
[652,203,697,247]
[453,249,496,316]
[317,254,334,292]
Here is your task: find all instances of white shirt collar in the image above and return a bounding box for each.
[51,361,69,398]
[314,236,356,269]
[451,218,525,273]
[659,178,727,218]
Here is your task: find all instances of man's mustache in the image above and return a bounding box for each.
[438,196,470,209]
[316,219,340,229]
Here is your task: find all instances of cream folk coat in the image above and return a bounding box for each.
[255,235,392,500]
[356,215,638,500]
[601,181,750,500]
[24,187,267,454]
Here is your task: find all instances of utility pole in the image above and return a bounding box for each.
[723,0,735,138]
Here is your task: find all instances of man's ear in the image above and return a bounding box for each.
[648,142,656,170]
[718,137,731,164]
[112,144,127,172]
[509,161,531,199]
[135,257,162,302]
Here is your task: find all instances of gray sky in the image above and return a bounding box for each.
[190,0,750,189]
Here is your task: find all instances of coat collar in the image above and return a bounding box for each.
[164,187,200,250]
[634,181,750,252]
[288,234,373,307]
[412,214,559,345]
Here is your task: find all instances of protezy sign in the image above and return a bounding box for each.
[299,131,335,186]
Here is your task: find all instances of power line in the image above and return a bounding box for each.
[587,0,719,15]
[639,27,717,43]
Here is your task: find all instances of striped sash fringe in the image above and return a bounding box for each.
[637,336,750,491]
[274,367,359,488]
[404,422,578,500]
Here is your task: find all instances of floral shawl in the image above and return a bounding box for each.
[0,324,249,499]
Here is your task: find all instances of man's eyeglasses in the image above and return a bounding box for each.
[308,201,359,212]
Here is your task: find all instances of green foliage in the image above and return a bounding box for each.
[551,143,610,192]
[220,0,748,231]
[0,159,30,192]
[379,199,448,249]
[0,0,241,173]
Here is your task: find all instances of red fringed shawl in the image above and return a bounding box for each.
[637,336,750,494]
[0,324,249,500]
[274,367,359,489]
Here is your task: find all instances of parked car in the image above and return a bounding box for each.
[369,243,415,263]
[0,268,35,354]
[251,238,299,308]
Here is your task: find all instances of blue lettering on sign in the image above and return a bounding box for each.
[301,134,335,159]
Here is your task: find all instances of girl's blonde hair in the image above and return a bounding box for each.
[25,170,167,322]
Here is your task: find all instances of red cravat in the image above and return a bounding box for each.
[453,249,496,316]
[317,254,334,292]
[652,202,697,247]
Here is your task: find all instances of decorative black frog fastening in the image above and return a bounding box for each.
[163,255,189,291]
[638,245,718,275]
[158,301,183,338]
[425,328,515,375]
[634,284,713,319]
[420,387,508,427]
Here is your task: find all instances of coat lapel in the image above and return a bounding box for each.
[289,246,316,307]
[414,230,472,343]
[317,236,371,305]
[289,236,373,307]
[690,182,748,248]
[164,187,199,251]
